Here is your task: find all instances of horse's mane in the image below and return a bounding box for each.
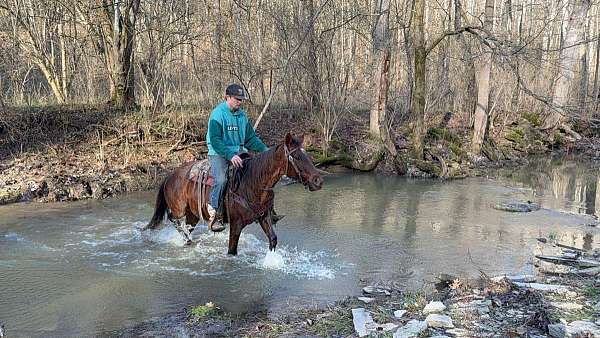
[232,144,283,194]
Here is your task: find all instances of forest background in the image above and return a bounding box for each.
[0,0,599,202]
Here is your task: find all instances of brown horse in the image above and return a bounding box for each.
[143,132,323,255]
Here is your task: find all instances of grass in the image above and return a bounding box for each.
[189,302,219,320]
[582,282,599,299]
[307,308,354,336]
[401,291,426,313]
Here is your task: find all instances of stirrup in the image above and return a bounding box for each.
[209,218,226,232]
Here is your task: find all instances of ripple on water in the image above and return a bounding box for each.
[4,232,58,252]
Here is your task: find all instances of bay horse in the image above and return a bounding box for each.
[143,133,323,255]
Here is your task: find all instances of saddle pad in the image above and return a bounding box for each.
[188,159,213,186]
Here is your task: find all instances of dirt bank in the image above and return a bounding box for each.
[1,105,598,205]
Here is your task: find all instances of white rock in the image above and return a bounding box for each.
[352,308,374,337]
[423,301,446,314]
[491,274,537,283]
[358,297,375,304]
[366,322,398,333]
[362,286,391,295]
[393,319,427,338]
[551,302,584,311]
[577,266,600,276]
[394,309,407,319]
[548,320,600,338]
[565,321,600,337]
[425,313,454,328]
[446,328,471,336]
[429,336,450,338]
[513,282,571,294]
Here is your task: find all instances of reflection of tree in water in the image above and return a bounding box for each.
[498,157,599,216]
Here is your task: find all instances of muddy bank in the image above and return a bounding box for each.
[1,105,599,205]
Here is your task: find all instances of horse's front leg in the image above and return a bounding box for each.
[258,217,277,251]
[228,224,242,255]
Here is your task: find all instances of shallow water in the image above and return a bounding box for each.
[1,157,599,337]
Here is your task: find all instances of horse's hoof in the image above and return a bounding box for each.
[271,214,285,224]
[210,222,226,232]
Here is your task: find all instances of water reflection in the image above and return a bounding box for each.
[495,156,600,217]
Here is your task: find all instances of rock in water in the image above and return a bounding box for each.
[493,201,540,212]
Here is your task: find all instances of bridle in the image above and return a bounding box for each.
[283,144,307,187]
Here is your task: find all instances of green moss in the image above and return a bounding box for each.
[427,127,460,144]
[553,131,565,145]
[521,112,541,127]
[504,128,525,144]
[582,282,599,299]
[448,142,466,159]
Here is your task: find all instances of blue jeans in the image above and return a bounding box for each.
[209,155,228,210]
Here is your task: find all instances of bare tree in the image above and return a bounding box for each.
[471,0,495,155]
[369,0,393,151]
[0,0,77,103]
[91,0,141,109]
[542,0,591,131]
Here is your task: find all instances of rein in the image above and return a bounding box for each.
[226,144,306,222]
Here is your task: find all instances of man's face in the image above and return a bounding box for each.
[225,96,244,112]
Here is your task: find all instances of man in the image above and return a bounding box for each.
[206,84,268,232]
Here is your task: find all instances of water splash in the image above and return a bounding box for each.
[5,232,25,241]
[139,225,186,246]
[261,250,285,269]
[54,220,342,280]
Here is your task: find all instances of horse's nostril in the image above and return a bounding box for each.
[313,176,323,186]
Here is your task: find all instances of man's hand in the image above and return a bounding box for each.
[230,154,243,168]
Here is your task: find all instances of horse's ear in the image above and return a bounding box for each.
[297,133,304,145]
[284,132,293,147]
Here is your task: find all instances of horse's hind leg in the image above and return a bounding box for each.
[172,217,193,246]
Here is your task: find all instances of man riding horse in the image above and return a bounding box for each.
[206,83,281,232]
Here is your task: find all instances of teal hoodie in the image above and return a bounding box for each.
[206,101,268,160]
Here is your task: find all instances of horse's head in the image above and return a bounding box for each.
[282,133,323,191]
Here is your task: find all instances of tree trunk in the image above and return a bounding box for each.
[593,23,600,111]
[471,0,495,155]
[410,0,426,159]
[109,0,140,109]
[542,0,591,130]
[369,0,390,141]
[578,16,590,118]
[302,0,320,111]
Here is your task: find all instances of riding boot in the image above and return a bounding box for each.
[207,204,226,232]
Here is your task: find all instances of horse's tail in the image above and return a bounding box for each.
[144,178,168,230]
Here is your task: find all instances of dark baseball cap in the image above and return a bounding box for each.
[225,84,247,100]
